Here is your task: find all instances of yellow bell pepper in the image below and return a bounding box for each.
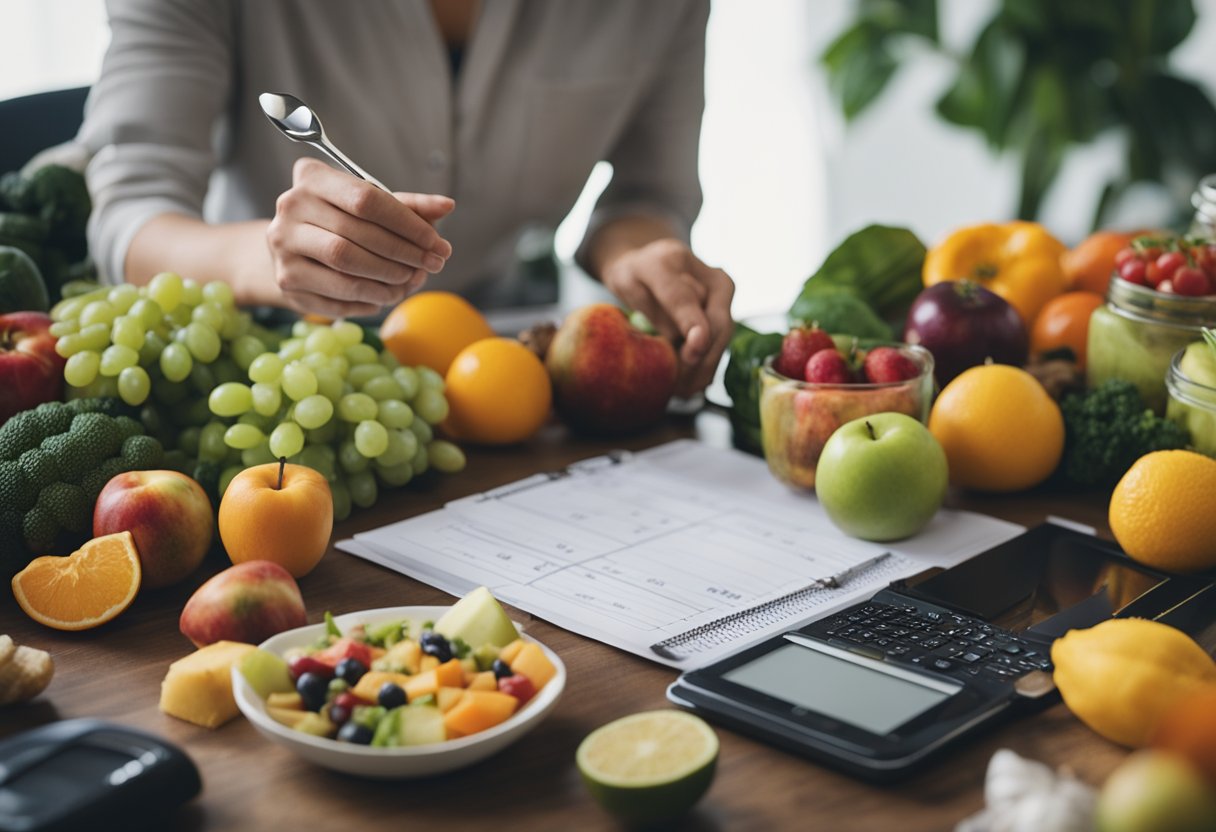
[923,221,1067,325]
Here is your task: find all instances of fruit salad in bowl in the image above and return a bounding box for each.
[759,327,935,490]
[232,588,565,778]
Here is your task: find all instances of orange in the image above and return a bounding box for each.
[444,338,552,445]
[1151,686,1216,786]
[1109,450,1216,573]
[928,363,1064,492]
[1028,290,1104,368]
[379,291,495,376]
[218,462,334,578]
[1061,230,1137,296]
[11,531,142,631]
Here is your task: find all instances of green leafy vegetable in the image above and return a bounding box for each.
[724,323,782,456]
[324,611,342,639]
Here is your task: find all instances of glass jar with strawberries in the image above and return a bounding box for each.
[758,327,935,489]
[1087,233,1216,413]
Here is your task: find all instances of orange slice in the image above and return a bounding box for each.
[11,531,142,631]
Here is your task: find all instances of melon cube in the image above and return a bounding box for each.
[267,691,304,710]
[239,648,295,699]
[404,669,438,702]
[399,704,446,745]
[353,670,412,703]
[443,690,518,738]
[436,687,466,713]
[434,586,520,649]
[419,654,440,672]
[267,706,310,729]
[468,671,497,691]
[382,639,421,674]
[435,658,465,688]
[498,639,525,666]
[160,641,256,729]
[509,642,556,690]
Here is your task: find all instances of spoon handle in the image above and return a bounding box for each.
[308,135,391,193]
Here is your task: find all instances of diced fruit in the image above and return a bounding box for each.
[238,648,295,699]
[435,658,465,689]
[267,691,304,710]
[294,711,337,738]
[404,669,439,702]
[315,636,375,669]
[468,671,498,692]
[419,654,440,672]
[509,642,557,690]
[159,640,256,729]
[378,682,407,709]
[498,639,525,666]
[433,585,521,649]
[399,703,446,746]
[804,349,851,384]
[372,706,402,747]
[380,639,421,674]
[443,690,519,738]
[436,687,467,713]
[287,655,333,680]
[352,670,411,702]
[498,673,537,705]
[296,671,329,712]
[472,643,501,672]
[267,706,311,729]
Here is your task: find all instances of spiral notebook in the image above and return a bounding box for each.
[337,440,1024,669]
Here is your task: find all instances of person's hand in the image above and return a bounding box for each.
[600,238,735,397]
[266,157,454,317]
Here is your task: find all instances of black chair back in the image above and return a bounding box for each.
[0,86,90,173]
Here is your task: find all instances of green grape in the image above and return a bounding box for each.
[54,333,84,358]
[117,365,151,406]
[177,425,202,458]
[306,420,339,445]
[332,321,363,347]
[392,366,421,400]
[224,423,265,450]
[71,374,120,399]
[160,342,193,382]
[428,440,467,473]
[64,351,100,387]
[129,297,164,329]
[269,421,305,458]
[410,443,429,475]
[99,344,139,377]
[189,361,217,396]
[248,353,284,384]
[281,364,318,401]
[278,338,306,362]
[362,375,406,401]
[239,411,276,431]
[251,382,282,417]
[304,328,340,356]
[302,351,330,370]
[409,418,433,444]
[219,310,248,340]
[314,366,343,401]
[338,439,369,473]
[218,464,244,498]
[199,422,229,462]
[79,300,117,327]
[344,343,379,366]
[191,301,225,331]
[169,304,193,327]
[212,357,243,384]
[51,295,87,322]
[329,355,350,376]
[175,397,213,428]
[417,366,445,393]
[375,461,414,487]
[291,320,314,338]
[412,388,449,425]
[209,382,254,417]
[354,420,389,457]
[183,322,221,363]
[293,395,334,430]
[349,363,389,388]
[378,350,400,370]
[77,322,111,351]
[202,281,235,308]
[181,278,203,307]
[338,392,378,422]
[297,444,336,480]
[376,429,416,468]
[49,320,79,337]
[152,378,189,406]
[241,442,277,467]
[107,283,139,313]
[148,272,184,311]
[330,477,352,522]
[347,470,378,508]
[376,399,414,429]
[138,330,167,365]
[230,335,266,370]
[111,315,145,350]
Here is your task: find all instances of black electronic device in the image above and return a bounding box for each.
[667,523,1212,782]
[0,719,201,832]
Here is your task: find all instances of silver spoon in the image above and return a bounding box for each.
[258,92,390,192]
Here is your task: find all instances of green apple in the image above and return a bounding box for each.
[814,412,947,541]
[1096,750,1216,832]
[434,586,520,648]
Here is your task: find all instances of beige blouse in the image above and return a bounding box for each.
[80,0,709,304]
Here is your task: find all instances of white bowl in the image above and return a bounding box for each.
[231,605,566,778]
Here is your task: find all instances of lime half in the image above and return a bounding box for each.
[576,710,719,825]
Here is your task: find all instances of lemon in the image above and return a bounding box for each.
[576,710,718,825]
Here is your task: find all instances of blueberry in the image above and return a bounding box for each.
[328,704,352,726]
[378,682,407,709]
[491,658,513,680]
[296,672,329,712]
[420,630,452,663]
[337,721,374,745]
[335,657,367,685]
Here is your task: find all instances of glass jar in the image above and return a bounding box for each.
[1165,347,1216,458]
[1190,173,1216,238]
[1086,278,1216,413]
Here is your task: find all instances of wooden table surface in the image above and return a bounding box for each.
[1,410,1207,832]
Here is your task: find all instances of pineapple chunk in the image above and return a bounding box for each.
[160,641,256,729]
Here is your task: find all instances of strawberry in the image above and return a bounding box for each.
[862,346,920,383]
[804,349,852,384]
[774,326,834,380]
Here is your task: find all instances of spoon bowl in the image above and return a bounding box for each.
[258,91,389,191]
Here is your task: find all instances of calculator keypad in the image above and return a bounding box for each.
[808,602,1052,682]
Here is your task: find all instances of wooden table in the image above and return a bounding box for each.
[0,410,1207,831]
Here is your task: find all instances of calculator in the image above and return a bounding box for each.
[668,523,1213,782]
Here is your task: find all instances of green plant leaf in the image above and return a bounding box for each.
[861,0,939,41]
[789,224,926,321]
[936,19,1025,147]
[1142,0,1196,55]
[821,23,899,121]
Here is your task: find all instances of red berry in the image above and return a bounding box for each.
[1154,251,1186,284]
[862,346,920,383]
[1172,266,1212,296]
[498,673,537,705]
[1195,245,1216,280]
[774,326,835,380]
[333,691,365,710]
[288,655,334,680]
[1114,247,1139,269]
[804,349,852,384]
[1119,258,1148,286]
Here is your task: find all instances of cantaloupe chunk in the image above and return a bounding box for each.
[267,706,311,728]
[420,654,440,672]
[267,691,304,710]
[160,641,256,729]
[383,639,421,674]
[508,642,556,690]
[436,686,466,713]
[435,658,464,688]
[468,670,497,691]
[404,669,438,701]
[353,670,412,702]
[443,690,518,738]
[498,639,525,665]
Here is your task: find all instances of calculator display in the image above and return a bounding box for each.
[723,643,960,736]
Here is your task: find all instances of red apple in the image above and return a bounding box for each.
[545,304,677,434]
[0,312,65,423]
[94,469,214,589]
[179,560,307,647]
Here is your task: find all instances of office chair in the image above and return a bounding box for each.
[0,86,89,173]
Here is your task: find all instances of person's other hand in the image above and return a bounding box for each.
[266,157,454,317]
[600,238,735,397]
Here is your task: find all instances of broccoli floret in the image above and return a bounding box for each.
[0,409,49,461]
[0,460,33,512]
[80,467,110,502]
[97,456,131,484]
[121,434,164,470]
[32,401,74,436]
[70,412,123,460]
[38,482,89,533]
[66,396,134,419]
[114,415,143,441]
[24,165,90,255]
[1060,379,1191,486]
[39,434,88,483]
[17,448,59,491]
[21,505,58,553]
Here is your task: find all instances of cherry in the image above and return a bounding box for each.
[1119,258,1148,286]
[1172,266,1212,296]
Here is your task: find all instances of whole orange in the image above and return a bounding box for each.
[928,364,1064,492]
[1151,686,1216,787]
[444,337,552,444]
[379,291,495,376]
[218,461,334,577]
[1108,450,1216,573]
[1029,290,1104,369]
[1061,230,1136,296]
